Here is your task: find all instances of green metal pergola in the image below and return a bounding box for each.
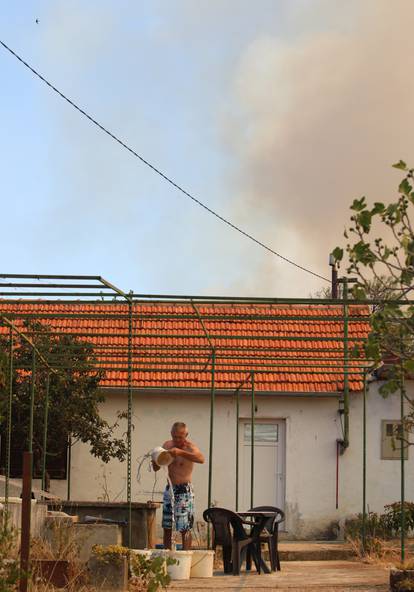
[0,273,409,562]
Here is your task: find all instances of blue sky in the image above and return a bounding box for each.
[1,1,414,297]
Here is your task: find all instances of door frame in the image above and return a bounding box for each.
[238,418,286,513]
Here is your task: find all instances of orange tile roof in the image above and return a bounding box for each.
[0,301,371,393]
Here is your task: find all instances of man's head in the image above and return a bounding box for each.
[171,421,188,447]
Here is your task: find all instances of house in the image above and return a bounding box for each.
[0,298,412,539]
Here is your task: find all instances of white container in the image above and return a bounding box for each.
[151,446,173,467]
[167,550,193,580]
[190,550,214,578]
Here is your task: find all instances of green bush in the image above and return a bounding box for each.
[345,502,414,547]
[383,502,414,535]
[130,554,177,592]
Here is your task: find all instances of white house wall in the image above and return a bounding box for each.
[41,384,414,539]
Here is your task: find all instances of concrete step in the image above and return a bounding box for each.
[278,541,354,561]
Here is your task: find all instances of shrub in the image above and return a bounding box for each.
[130,554,177,592]
[383,503,414,535]
[0,516,19,592]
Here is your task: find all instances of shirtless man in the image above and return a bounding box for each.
[152,422,204,550]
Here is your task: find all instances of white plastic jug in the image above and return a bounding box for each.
[151,446,173,467]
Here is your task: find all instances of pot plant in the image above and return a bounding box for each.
[30,520,85,589]
[89,544,129,591]
[390,561,414,592]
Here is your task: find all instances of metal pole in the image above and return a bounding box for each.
[250,371,255,510]
[207,350,216,510]
[400,370,405,563]
[362,373,367,554]
[207,350,216,549]
[127,298,133,548]
[5,326,13,508]
[67,437,71,500]
[41,372,50,493]
[19,451,32,592]
[28,350,36,453]
[330,259,338,299]
[342,278,349,450]
[236,387,240,511]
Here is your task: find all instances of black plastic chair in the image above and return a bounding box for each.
[203,507,262,575]
[248,505,285,571]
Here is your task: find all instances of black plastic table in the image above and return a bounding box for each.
[237,511,277,574]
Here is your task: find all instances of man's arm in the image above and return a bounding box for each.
[169,443,205,464]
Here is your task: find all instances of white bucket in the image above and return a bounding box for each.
[167,550,193,580]
[151,446,173,467]
[190,550,214,578]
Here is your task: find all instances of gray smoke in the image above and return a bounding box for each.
[218,0,414,294]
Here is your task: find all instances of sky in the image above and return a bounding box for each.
[1,0,414,298]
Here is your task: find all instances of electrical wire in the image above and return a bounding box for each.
[0,39,329,283]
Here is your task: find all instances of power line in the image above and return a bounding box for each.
[0,39,329,283]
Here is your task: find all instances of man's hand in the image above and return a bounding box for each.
[151,460,161,472]
[168,447,182,458]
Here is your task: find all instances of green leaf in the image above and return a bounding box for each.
[372,202,385,215]
[393,160,408,171]
[399,178,412,196]
[357,210,372,232]
[332,246,343,262]
[351,241,377,265]
[351,197,367,212]
[379,379,399,397]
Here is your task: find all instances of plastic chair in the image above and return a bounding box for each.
[203,507,262,575]
[248,505,285,571]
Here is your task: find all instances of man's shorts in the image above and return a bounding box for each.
[162,483,194,533]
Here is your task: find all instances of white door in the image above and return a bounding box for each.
[239,420,285,512]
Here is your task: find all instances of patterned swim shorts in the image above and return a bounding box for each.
[162,483,194,533]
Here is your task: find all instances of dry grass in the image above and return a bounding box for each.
[29,520,89,591]
[346,534,414,568]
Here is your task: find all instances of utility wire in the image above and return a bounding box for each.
[0,39,329,283]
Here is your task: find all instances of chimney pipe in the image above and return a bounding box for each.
[329,253,338,299]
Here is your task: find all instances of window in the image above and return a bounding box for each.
[244,423,278,443]
[0,438,68,480]
[381,420,408,460]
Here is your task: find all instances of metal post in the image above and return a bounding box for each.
[362,372,367,554]
[5,326,13,508]
[400,371,405,563]
[67,437,71,500]
[342,278,349,450]
[28,350,36,453]
[207,350,216,510]
[41,372,50,493]
[207,350,216,549]
[235,387,240,511]
[250,371,255,510]
[19,451,32,592]
[127,297,133,548]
